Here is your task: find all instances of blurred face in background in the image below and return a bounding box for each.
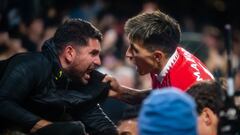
[29,18,44,36]
[0,31,9,45]
[118,119,138,135]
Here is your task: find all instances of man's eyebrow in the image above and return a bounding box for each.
[90,49,100,55]
[130,43,138,52]
[91,49,100,52]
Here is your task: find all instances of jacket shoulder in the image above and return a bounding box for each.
[5,52,52,74]
[13,52,49,64]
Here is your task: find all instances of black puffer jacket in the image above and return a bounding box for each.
[0,39,117,134]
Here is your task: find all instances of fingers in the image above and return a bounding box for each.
[102,75,113,83]
[102,75,121,93]
[108,90,118,97]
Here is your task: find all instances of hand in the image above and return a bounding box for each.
[30,119,52,133]
[102,75,121,93]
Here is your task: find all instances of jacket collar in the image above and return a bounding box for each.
[157,48,179,82]
[41,38,62,79]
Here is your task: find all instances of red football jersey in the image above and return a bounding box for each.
[151,47,214,91]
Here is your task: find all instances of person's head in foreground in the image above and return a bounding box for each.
[187,80,225,135]
[138,87,197,135]
[124,10,181,75]
[118,106,140,135]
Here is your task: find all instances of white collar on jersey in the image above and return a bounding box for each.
[156,48,179,82]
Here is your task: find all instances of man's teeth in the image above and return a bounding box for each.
[85,73,90,79]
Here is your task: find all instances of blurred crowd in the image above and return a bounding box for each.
[0,0,240,135]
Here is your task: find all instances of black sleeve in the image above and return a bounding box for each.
[32,122,87,135]
[0,56,42,131]
[71,104,118,135]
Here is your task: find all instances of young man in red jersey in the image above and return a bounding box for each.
[104,10,214,104]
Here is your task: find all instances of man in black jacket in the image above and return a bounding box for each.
[0,19,118,135]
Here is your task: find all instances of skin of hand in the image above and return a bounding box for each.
[102,75,152,104]
[102,75,121,93]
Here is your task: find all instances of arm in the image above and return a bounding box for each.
[110,86,151,104]
[0,55,51,132]
[71,104,118,135]
[103,75,151,104]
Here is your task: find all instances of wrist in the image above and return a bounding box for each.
[118,85,126,94]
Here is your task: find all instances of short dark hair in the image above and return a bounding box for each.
[124,10,181,57]
[53,19,102,52]
[121,105,140,121]
[187,81,225,116]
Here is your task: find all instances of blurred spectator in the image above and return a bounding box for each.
[0,30,9,60]
[235,67,240,91]
[181,32,209,63]
[233,30,240,74]
[97,13,118,54]
[40,14,60,50]
[187,81,225,135]
[202,25,227,78]
[21,16,44,52]
[182,16,196,32]
[139,87,197,135]
[68,0,105,23]
[141,0,158,13]
[0,27,26,60]
[40,25,57,50]
[96,10,128,60]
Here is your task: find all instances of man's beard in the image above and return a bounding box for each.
[67,68,95,85]
[70,72,90,84]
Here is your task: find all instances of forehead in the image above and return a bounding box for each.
[87,38,101,48]
[118,120,138,134]
[78,38,101,51]
[130,41,151,53]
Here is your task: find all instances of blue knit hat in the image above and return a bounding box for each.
[138,87,197,135]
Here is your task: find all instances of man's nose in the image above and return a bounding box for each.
[125,47,133,60]
[94,56,101,66]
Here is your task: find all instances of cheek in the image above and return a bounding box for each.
[73,57,89,71]
[197,117,207,135]
[135,56,154,69]
[77,59,91,70]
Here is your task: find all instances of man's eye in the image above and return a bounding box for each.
[90,51,99,56]
[130,44,138,53]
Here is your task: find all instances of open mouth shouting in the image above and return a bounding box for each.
[80,68,95,84]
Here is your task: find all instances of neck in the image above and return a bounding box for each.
[152,56,169,74]
[160,57,169,71]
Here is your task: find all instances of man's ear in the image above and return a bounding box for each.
[153,50,164,63]
[201,107,216,126]
[64,45,76,64]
